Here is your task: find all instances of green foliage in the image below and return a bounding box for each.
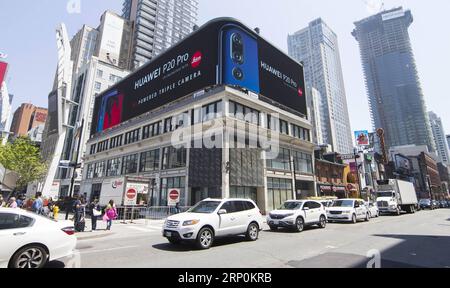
[0,137,47,190]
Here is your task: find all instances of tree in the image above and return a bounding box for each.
[0,137,47,191]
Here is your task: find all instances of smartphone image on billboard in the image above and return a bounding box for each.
[97,90,124,133]
[220,25,260,94]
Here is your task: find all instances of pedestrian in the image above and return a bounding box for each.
[104,200,117,231]
[6,197,18,208]
[73,197,86,232]
[47,197,55,218]
[31,193,44,215]
[16,195,25,209]
[175,202,181,214]
[89,199,101,231]
[0,195,5,207]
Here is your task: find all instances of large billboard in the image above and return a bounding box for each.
[355,130,370,147]
[91,18,307,136]
[0,61,8,85]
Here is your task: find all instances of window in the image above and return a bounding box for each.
[229,101,259,125]
[164,117,174,133]
[107,158,122,177]
[90,144,97,155]
[267,148,291,171]
[122,154,138,175]
[143,121,162,139]
[0,214,34,230]
[280,120,289,135]
[110,135,123,149]
[293,151,313,174]
[96,70,103,78]
[97,140,109,153]
[267,178,293,212]
[230,186,257,203]
[220,201,238,214]
[93,161,105,178]
[124,129,140,145]
[162,146,187,170]
[292,124,310,141]
[202,101,223,122]
[140,149,160,172]
[94,82,102,91]
[86,164,94,179]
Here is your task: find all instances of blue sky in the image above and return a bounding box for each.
[1,0,449,134]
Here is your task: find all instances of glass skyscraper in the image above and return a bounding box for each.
[352,7,435,152]
[122,0,198,70]
[288,19,353,154]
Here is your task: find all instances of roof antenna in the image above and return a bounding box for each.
[254,27,260,34]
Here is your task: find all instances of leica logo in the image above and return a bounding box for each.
[191,51,202,68]
[112,181,123,189]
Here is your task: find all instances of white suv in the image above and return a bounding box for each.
[267,200,327,232]
[162,199,264,249]
[327,199,370,223]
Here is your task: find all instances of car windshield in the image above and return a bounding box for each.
[187,201,221,214]
[279,202,303,210]
[419,199,430,203]
[332,200,354,208]
[377,192,395,198]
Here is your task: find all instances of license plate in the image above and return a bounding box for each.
[165,232,172,237]
[273,220,279,225]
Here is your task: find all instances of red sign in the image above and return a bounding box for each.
[191,51,202,68]
[0,61,8,85]
[169,189,180,200]
[126,188,137,200]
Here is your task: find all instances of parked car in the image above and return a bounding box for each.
[327,199,370,224]
[439,200,448,208]
[432,200,440,209]
[0,208,77,268]
[267,200,327,232]
[366,202,379,218]
[162,198,264,250]
[419,199,433,210]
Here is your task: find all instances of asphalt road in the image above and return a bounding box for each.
[50,209,450,268]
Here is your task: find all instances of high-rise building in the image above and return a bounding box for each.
[10,104,48,138]
[352,7,434,152]
[122,0,199,69]
[447,135,450,151]
[41,12,131,198]
[288,18,353,154]
[428,111,450,164]
[0,60,13,143]
[307,87,324,145]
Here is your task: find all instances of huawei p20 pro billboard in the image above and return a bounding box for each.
[91,18,306,136]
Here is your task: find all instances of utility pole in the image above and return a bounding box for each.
[65,119,85,220]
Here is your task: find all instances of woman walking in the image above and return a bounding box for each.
[89,199,101,231]
[104,200,117,231]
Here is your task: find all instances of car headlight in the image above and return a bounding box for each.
[183,220,200,226]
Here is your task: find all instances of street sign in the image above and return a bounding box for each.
[168,189,181,206]
[124,187,138,206]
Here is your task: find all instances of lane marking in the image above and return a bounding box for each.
[80,245,139,255]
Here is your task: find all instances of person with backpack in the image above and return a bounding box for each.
[32,193,44,214]
[104,200,117,231]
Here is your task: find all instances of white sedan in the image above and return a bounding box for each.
[0,208,77,268]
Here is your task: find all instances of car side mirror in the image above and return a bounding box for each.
[218,209,227,215]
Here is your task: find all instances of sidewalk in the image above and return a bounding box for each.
[56,213,165,241]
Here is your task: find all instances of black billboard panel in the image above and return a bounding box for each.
[91,18,307,136]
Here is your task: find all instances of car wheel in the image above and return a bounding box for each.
[246,223,259,241]
[352,214,357,224]
[396,208,401,216]
[196,227,214,250]
[319,216,327,229]
[10,245,48,269]
[168,238,181,245]
[295,217,304,232]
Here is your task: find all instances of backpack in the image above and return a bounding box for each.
[32,199,41,211]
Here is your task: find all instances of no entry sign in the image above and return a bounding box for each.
[168,189,180,206]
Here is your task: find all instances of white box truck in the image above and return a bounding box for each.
[376,180,418,215]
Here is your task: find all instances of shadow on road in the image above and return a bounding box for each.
[289,234,450,268]
[153,236,251,252]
